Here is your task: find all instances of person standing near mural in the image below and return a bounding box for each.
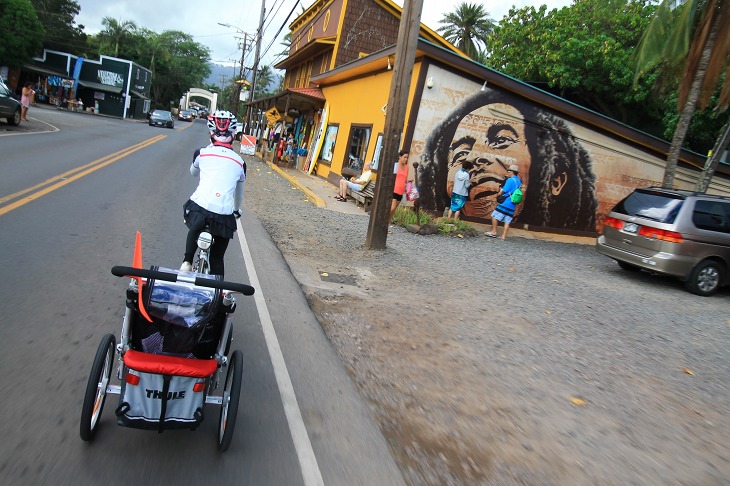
[419,89,598,232]
[390,150,410,221]
[20,82,34,121]
[485,164,521,240]
[447,160,473,219]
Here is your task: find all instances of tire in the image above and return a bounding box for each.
[217,349,243,451]
[8,107,21,126]
[617,260,641,272]
[193,254,208,275]
[684,260,723,296]
[80,333,116,441]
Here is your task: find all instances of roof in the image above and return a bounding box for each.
[288,87,325,100]
[310,38,716,171]
[245,88,326,115]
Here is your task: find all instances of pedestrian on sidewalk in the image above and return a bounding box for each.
[485,164,522,240]
[447,160,473,219]
[390,150,410,221]
[21,82,34,121]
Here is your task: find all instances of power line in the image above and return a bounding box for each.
[259,0,301,63]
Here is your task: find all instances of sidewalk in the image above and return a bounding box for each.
[240,148,595,245]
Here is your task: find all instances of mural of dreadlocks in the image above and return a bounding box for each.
[419,89,598,232]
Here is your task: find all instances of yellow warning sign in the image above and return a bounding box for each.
[265,107,281,124]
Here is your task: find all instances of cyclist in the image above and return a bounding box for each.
[180,110,246,277]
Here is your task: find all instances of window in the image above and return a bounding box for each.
[344,125,372,172]
[693,200,730,233]
[320,124,339,163]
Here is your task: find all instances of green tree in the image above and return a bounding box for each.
[487,0,659,128]
[254,65,275,98]
[634,0,730,189]
[148,30,211,107]
[1,0,44,67]
[132,28,171,78]
[99,17,137,57]
[437,2,494,59]
[29,0,86,55]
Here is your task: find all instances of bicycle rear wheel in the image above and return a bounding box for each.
[192,252,209,274]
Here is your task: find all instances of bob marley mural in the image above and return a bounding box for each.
[417,86,599,232]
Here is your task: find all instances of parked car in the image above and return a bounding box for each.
[149,110,175,129]
[178,109,194,122]
[596,187,730,296]
[0,79,22,126]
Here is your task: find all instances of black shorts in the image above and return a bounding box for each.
[183,200,237,239]
[392,192,403,200]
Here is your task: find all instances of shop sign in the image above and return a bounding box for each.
[97,70,123,87]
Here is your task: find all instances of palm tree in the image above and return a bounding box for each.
[437,2,494,59]
[254,65,275,98]
[100,17,137,57]
[635,0,730,190]
[135,29,171,78]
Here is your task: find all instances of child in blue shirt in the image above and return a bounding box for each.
[448,160,473,219]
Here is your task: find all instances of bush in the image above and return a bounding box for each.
[392,207,477,235]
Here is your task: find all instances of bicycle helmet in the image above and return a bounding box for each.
[207,110,237,134]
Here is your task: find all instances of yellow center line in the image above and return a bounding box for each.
[0,134,166,216]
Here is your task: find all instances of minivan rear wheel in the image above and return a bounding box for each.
[685,260,723,296]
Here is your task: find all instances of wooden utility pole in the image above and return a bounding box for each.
[233,33,249,119]
[365,0,424,250]
[246,0,266,134]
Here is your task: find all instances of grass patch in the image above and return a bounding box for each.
[392,207,477,235]
[435,217,474,234]
[392,206,431,226]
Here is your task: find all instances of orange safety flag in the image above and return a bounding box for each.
[133,231,153,322]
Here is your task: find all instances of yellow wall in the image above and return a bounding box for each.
[317,61,423,179]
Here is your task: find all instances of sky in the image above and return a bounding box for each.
[75,0,573,69]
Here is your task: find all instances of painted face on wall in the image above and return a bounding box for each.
[445,104,529,219]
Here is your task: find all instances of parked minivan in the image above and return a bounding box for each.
[596,187,730,296]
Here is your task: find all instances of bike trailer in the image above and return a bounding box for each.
[81,261,254,450]
[117,350,216,430]
[116,267,228,430]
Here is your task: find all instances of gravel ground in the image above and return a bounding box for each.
[243,156,730,485]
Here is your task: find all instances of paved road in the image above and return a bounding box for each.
[0,107,404,485]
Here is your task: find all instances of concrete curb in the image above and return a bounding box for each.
[262,159,327,208]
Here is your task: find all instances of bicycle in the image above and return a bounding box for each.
[188,210,240,275]
[192,226,214,274]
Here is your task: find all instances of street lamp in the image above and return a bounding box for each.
[218,22,250,118]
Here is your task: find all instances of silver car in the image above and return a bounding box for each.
[596,187,730,296]
[0,79,22,126]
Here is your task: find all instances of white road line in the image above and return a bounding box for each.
[236,219,324,486]
[0,116,59,136]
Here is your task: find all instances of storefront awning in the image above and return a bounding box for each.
[23,64,69,77]
[129,89,149,99]
[77,80,123,94]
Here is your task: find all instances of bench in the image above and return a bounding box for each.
[347,180,375,211]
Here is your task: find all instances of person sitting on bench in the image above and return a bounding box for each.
[336,162,373,202]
